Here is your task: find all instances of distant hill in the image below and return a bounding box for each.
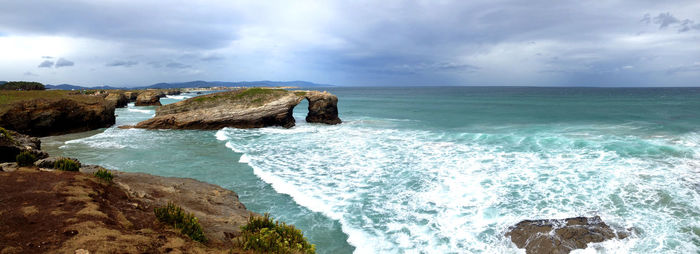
[45,80,332,90]
[143,80,332,89]
[45,84,123,90]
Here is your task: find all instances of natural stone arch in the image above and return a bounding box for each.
[294,91,341,125]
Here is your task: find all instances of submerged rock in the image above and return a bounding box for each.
[506,216,628,254]
[128,88,341,130]
[0,128,48,162]
[134,90,165,106]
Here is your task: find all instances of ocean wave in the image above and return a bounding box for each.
[127,108,153,114]
[218,123,700,253]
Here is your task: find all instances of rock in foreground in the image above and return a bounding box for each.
[506,216,628,254]
[1,128,49,162]
[130,88,341,130]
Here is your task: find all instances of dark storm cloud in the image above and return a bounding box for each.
[106,60,138,67]
[55,58,74,68]
[0,0,241,49]
[1,1,699,86]
[38,60,54,68]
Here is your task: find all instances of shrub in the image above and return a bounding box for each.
[94,168,114,182]
[154,202,206,243]
[0,127,13,142]
[15,151,37,166]
[238,213,316,254]
[0,81,45,91]
[54,158,80,171]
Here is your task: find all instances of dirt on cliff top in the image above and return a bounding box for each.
[0,168,250,254]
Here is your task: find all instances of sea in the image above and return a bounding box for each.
[42,87,700,253]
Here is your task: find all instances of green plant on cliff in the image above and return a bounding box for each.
[238,213,316,254]
[15,151,37,166]
[154,202,207,243]
[94,168,114,183]
[54,158,80,171]
[0,127,13,142]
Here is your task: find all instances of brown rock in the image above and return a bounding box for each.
[128,88,341,130]
[135,90,165,106]
[123,91,139,102]
[0,128,48,162]
[0,97,115,137]
[105,93,128,108]
[303,91,341,125]
[113,171,252,243]
[506,216,628,254]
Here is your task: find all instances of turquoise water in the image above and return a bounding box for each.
[44,87,700,253]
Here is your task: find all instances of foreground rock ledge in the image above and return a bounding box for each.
[127,88,341,130]
[506,216,629,254]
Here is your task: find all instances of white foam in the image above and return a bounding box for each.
[239,154,250,163]
[218,123,700,253]
[127,108,153,114]
[166,95,191,100]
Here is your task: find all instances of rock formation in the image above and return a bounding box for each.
[0,128,48,162]
[105,93,128,108]
[123,91,139,102]
[129,88,341,130]
[304,91,341,124]
[0,95,115,136]
[135,90,165,106]
[506,216,628,254]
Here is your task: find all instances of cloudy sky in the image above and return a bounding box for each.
[0,0,699,87]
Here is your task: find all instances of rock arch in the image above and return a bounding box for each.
[296,91,341,125]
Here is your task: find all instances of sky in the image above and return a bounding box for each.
[0,0,699,87]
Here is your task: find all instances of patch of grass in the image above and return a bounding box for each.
[0,90,104,114]
[238,213,315,254]
[294,91,307,97]
[15,151,37,166]
[154,202,207,243]
[54,158,80,171]
[0,127,13,142]
[94,168,114,183]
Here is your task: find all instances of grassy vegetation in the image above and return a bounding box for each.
[15,151,37,166]
[54,158,80,171]
[0,127,13,142]
[294,91,307,97]
[238,213,316,254]
[0,90,104,114]
[154,202,207,243]
[94,168,114,183]
[190,88,289,106]
[0,81,45,91]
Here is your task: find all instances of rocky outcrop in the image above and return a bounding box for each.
[0,128,49,162]
[105,93,128,108]
[164,89,181,95]
[34,156,81,169]
[128,88,340,130]
[135,90,165,106]
[304,91,341,124]
[123,91,139,102]
[506,216,628,254]
[106,170,252,243]
[0,97,115,137]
